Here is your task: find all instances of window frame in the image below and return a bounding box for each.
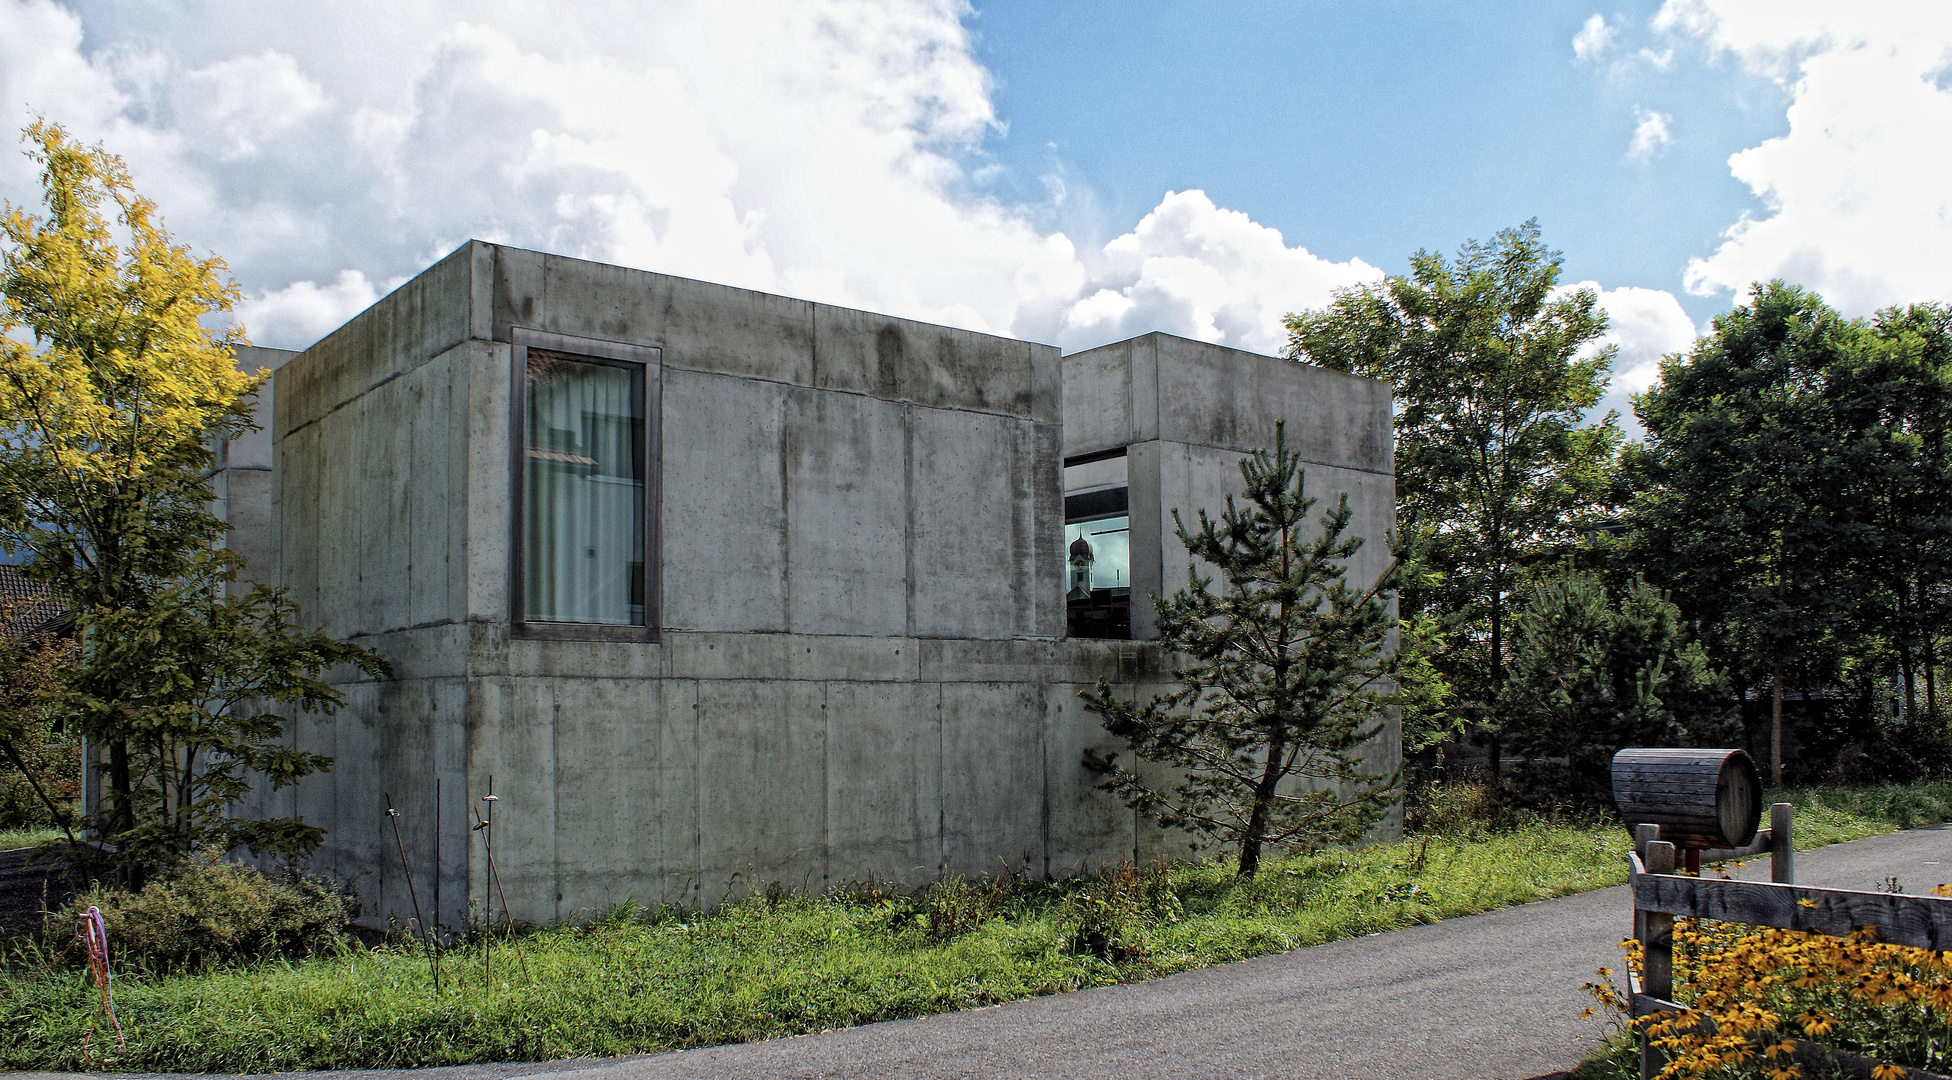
[508,326,662,642]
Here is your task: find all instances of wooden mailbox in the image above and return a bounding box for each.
[1611,747,1761,850]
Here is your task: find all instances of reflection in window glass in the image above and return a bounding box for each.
[1063,517,1129,592]
[1064,452,1131,639]
[524,351,646,625]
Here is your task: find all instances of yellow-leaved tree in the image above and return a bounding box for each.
[0,121,387,884]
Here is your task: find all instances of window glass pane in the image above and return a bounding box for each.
[524,351,645,625]
[1064,451,1132,639]
[1064,516,1130,592]
[1065,508,1130,639]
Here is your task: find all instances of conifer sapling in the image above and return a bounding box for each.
[1083,422,1401,878]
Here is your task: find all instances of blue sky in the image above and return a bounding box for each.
[972,0,1786,325]
[2,1,1948,427]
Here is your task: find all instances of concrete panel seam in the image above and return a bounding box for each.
[667,360,1051,423]
[279,356,441,440]
[903,402,916,637]
[1166,444,1394,479]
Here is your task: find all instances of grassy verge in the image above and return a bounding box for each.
[0,783,1937,1073]
[0,828,66,852]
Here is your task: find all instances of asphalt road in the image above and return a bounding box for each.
[21,825,1952,1080]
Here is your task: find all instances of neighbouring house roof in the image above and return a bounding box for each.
[0,565,69,642]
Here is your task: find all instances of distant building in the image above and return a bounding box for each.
[0,564,67,642]
[140,241,1395,925]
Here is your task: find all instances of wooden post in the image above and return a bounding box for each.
[1641,839,1677,1080]
[1633,824,1660,941]
[1770,803,1794,885]
[1634,823,1661,857]
[1642,840,1676,998]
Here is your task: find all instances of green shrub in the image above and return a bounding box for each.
[58,849,357,971]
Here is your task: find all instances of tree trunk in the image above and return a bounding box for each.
[1771,662,1785,787]
[1897,583,1917,723]
[1487,589,1504,778]
[1771,557,1786,785]
[1926,629,1940,724]
[1237,737,1287,878]
[107,738,133,836]
[1901,642,1918,725]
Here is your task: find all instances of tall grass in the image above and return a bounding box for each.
[0,782,1933,1073]
[1775,780,1952,833]
[0,827,65,852]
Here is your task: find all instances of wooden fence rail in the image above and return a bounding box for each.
[1624,803,1952,1080]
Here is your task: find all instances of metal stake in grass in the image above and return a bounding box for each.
[384,792,440,991]
[434,776,442,945]
[474,779,533,985]
[472,798,491,987]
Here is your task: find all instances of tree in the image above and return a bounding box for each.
[1082,423,1400,878]
[1827,304,1952,727]
[0,121,388,881]
[1494,569,1734,803]
[1284,221,1621,771]
[1629,282,1861,783]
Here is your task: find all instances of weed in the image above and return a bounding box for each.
[0,827,64,852]
[1060,856,1181,962]
[924,876,1007,941]
[1404,775,1511,838]
[839,873,898,908]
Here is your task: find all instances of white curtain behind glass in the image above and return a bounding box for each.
[525,352,645,625]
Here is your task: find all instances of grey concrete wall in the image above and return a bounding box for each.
[488,246,1065,641]
[454,634,1172,920]
[1062,332,1395,636]
[1060,332,1391,471]
[212,345,298,592]
[250,241,1182,927]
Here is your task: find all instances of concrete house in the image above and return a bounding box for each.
[204,241,1396,927]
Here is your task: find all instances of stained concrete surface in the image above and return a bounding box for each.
[31,825,1950,1080]
[241,243,1164,925]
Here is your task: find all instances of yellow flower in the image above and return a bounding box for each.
[1798,1010,1837,1037]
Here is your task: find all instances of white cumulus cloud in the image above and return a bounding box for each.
[1562,280,1701,435]
[236,271,384,352]
[1030,190,1384,356]
[1628,107,1673,159]
[0,0,1380,357]
[1574,14,1617,61]
[1656,1,1952,314]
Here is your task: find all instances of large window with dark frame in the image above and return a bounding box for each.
[1063,448,1130,639]
[510,328,660,640]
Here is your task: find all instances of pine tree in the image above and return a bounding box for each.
[1494,569,1734,802]
[1082,423,1400,878]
